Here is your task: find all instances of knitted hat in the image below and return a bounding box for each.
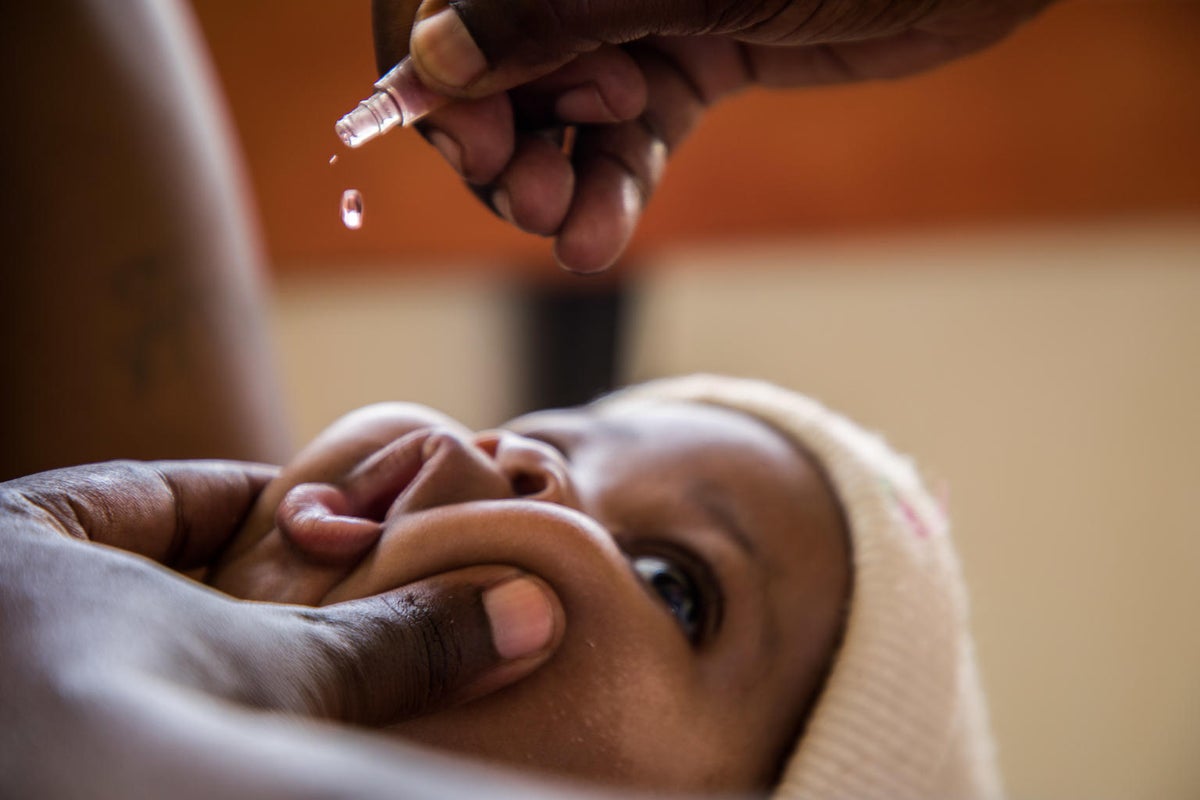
[597,375,1001,800]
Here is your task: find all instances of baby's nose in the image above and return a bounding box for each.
[475,431,580,509]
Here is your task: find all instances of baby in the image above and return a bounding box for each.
[207,374,1000,799]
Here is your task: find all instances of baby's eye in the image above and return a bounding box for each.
[632,554,703,643]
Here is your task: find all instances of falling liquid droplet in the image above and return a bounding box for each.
[341,189,363,230]
[328,154,339,165]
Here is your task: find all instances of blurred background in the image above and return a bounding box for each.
[191,1,1200,797]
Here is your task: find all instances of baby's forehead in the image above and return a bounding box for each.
[505,400,649,436]
[512,397,740,430]
[506,401,814,473]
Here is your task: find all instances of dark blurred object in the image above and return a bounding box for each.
[0,0,289,480]
[519,282,627,411]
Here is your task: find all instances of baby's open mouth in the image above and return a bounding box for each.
[209,426,525,604]
[208,419,594,610]
[273,429,438,564]
[204,428,430,601]
[277,426,518,566]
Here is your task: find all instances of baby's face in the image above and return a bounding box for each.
[210,400,849,793]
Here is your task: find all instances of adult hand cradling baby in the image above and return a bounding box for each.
[0,460,564,797]
[374,0,1054,272]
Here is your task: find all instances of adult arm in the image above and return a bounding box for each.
[370,0,1056,273]
[0,461,564,798]
[0,0,289,480]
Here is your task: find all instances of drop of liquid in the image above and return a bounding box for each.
[328,154,339,165]
[340,189,363,230]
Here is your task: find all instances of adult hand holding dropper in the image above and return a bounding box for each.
[340,0,1055,274]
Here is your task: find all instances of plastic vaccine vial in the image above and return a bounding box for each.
[335,57,447,148]
[341,189,363,230]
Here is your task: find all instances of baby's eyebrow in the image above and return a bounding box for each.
[516,416,640,457]
[687,482,757,558]
[590,417,641,442]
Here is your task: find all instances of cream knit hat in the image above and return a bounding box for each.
[597,375,1001,800]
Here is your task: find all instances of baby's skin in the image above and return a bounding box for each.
[208,398,849,793]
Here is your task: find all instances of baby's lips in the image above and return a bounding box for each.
[340,427,440,520]
[382,428,514,518]
[249,428,503,566]
[271,429,438,565]
[276,483,384,565]
[278,428,516,565]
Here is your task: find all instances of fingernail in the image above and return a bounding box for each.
[426,128,463,173]
[491,188,514,224]
[411,8,488,90]
[483,576,555,660]
[555,84,617,123]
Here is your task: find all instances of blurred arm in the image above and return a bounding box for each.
[0,0,290,480]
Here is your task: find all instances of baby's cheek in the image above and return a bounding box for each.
[208,530,344,606]
[383,631,736,791]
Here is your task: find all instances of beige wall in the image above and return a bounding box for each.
[271,220,1200,799]
[271,273,524,439]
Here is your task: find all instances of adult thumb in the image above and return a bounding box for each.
[406,0,708,97]
[312,565,564,726]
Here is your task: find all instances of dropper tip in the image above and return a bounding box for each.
[335,106,375,148]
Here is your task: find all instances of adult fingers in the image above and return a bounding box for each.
[422,38,737,273]
[371,0,423,72]
[417,93,514,185]
[507,46,648,127]
[307,565,564,725]
[3,460,277,569]
[399,0,995,97]
[550,128,650,274]
[414,46,644,191]
[550,42,707,273]
[420,38,742,272]
[488,132,575,236]
[406,0,712,97]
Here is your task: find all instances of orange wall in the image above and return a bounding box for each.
[192,1,1200,275]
